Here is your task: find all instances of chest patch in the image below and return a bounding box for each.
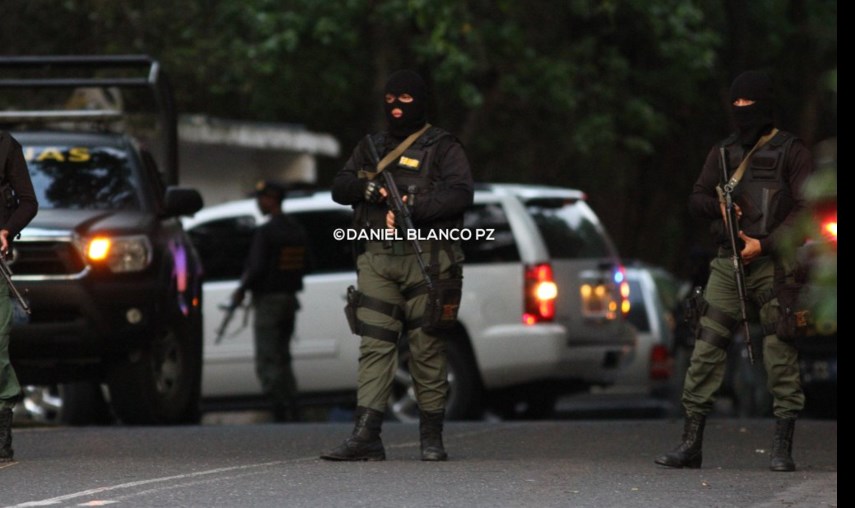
[399,155,420,169]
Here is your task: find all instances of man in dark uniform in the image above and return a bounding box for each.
[0,131,39,462]
[232,181,307,422]
[656,71,813,471]
[321,70,473,461]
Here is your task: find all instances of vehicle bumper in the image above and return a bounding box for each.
[11,278,168,364]
[475,323,633,389]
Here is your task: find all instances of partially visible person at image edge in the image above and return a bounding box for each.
[655,70,814,472]
[0,131,39,463]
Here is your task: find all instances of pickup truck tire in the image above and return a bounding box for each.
[390,336,483,422]
[60,382,113,425]
[107,313,202,425]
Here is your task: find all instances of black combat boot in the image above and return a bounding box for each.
[419,410,448,462]
[769,417,796,472]
[0,407,13,462]
[320,406,385,461]
[655,413,706,468]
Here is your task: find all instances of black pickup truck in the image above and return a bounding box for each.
[1,56,205,424]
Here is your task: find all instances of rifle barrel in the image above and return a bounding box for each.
[719,147,755,365]
[0,254,30,314]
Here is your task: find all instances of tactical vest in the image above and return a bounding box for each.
[254,215,306,294]
[0,133,20,229]
[355,126,461,233]
[722,130,797,238]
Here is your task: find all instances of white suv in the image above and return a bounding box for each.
[185,184,635,420]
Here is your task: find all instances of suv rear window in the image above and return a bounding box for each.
[625,278,650,333]
[525,199,610,259]
[26,145,142,210]
[461,203,520,263]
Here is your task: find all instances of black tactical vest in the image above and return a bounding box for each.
[356,126,460,233]
[253,215,306,294]
[722,130,797,238]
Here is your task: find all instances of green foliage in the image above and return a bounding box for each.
[1,0,837,277]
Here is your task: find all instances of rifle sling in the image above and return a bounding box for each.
[716,128,779,202]
[372,124,431,176]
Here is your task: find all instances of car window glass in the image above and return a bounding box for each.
[651,271,682,312]
[626,278,650,332]
[290,210,355,273]
[188,216,256,281]
[461,204,520,263]
[526,201,609,259]
[140,149,166,209]
[26,144,142,210]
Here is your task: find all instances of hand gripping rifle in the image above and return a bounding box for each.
[365,136,434,290]
[719,147,755,365]
[0,252,30,314]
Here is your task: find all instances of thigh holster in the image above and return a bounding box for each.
[754,288,780,337]
[698,304,738,350]
[344,285,404,343]
[402,246,463,335]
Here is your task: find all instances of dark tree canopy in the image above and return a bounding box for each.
[1,0,836,276]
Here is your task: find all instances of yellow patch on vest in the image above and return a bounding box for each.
[399,156,420,169]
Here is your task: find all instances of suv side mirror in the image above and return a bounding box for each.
[164,187,204,217]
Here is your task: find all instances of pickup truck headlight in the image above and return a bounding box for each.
[83,235,152,272]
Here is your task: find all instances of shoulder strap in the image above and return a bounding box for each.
[722,128,779,191]
[375,123,431,174]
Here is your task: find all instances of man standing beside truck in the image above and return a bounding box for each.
[0,131,39,462]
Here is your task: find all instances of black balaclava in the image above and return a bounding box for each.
[730,70,775,146]
[384,70,428,138]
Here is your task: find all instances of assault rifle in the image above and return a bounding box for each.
[0,251,30,314]
[365,135,433,290]
[0,253,31,314]
[214,300,249,344]
[719,147,755,365]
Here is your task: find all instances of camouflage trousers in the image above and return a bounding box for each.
[682,255,804,419]
[354,242,461,414]
[252,292,299,408]
[0,279,19,410]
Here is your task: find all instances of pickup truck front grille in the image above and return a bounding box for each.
[12,240,87,277]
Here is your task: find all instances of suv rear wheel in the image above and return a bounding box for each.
[389,337,483,422]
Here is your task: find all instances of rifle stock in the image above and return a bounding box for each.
[719,147,755,365]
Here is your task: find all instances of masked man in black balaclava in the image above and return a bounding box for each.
[322,70,473,462]
[731,69,776,147]
[655,70,814,472]
[384,69,428,138]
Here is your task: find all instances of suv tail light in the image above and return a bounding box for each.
[649,344,673,381]
[580,263,630,321]
[523,263,558,325]
[821,215,837,242]
[615,265,631,317]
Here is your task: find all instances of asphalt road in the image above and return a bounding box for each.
[1,418,836,508]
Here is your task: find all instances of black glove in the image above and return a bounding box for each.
[363,180,384,204]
